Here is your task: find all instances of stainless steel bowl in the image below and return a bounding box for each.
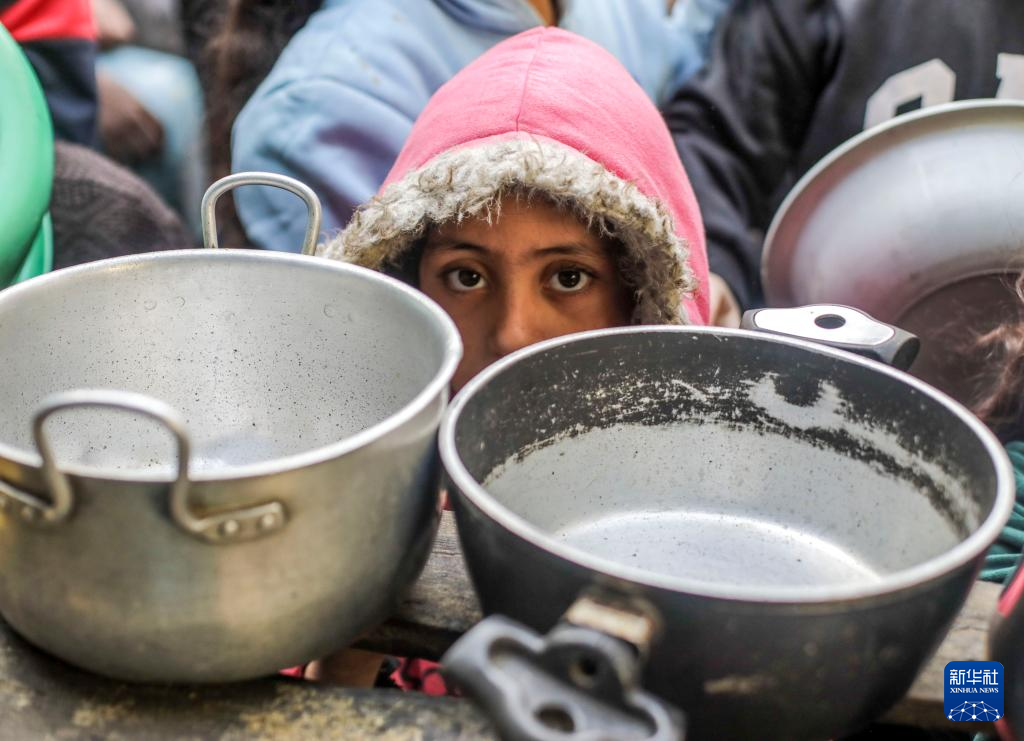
[762,100,1024,402]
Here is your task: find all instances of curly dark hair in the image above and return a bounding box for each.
[973,272,1024,440]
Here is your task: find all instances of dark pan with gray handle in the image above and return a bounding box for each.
[439,306,1014,741]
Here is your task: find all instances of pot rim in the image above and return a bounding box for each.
[439,324,1016,604]
[0,249,463,483]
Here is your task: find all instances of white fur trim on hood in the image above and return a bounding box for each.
[321,137,697,324]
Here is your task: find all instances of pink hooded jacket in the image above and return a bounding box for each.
[326,27,710,325]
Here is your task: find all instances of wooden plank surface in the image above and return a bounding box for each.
[0,623,495,741]
[357,513,481,660]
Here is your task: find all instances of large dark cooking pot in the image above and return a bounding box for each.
[0,173,462,682]
[439,308,1014,740]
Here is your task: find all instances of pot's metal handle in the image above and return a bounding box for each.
[0,390,286,543]
[741,304,920,370]
[442,607,684,741]
[201,172,323,256]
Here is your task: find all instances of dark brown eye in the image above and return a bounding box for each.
[446,268,486,291]
[550,269,590,292]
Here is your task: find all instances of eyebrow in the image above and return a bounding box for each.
[424,239,602,258]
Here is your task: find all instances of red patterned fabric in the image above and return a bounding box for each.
[391,658,452,696]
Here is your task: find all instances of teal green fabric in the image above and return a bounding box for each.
[980,441,1024,583]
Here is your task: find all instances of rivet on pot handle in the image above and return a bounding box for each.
[201,172,323,256]
[442,597,684,741]
[741,304,921,370]
[0,390,287,543]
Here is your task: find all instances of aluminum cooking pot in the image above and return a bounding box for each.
[0,173,462,682]
[762,100,1024,406]
[439,308,1014,741]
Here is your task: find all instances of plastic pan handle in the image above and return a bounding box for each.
[442,611,684,741]
[741,304,920,370]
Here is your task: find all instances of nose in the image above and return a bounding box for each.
[490,284,550,359]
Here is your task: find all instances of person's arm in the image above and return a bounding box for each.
[95,71,163,164]
[232,75,416,251]
[662,0,839,309]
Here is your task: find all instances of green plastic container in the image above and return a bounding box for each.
[0,23,54,286]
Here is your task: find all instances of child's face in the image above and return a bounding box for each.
[419,197,633,392]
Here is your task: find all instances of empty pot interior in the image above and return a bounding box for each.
[454,331,998,590]
[0,253,453,475]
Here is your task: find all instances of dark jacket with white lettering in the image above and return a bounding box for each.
[663,0,1024,308]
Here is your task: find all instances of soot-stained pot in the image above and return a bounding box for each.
[440,308,1013,741]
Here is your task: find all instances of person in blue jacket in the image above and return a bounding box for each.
[229,0,730,255]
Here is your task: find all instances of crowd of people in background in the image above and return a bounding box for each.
[2,0,1024,723]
